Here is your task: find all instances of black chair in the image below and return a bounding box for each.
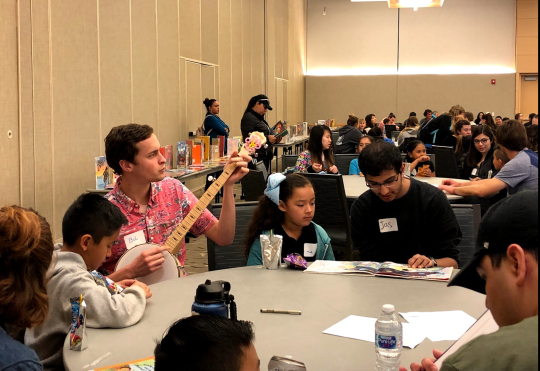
[334,154,358,175]
[207,202,259,271]
[282,155,299,172]
[433,145,460,179]
[385,125,397,139]
[240,170,266,202]
[452,204,482,268]
[302,174,354,260]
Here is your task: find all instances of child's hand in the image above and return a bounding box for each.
[423,168,432,177]
[117,279,136,289]
[421,155,430,162]
[329,165,338,174]
[132,281,153,299]
[312,163,323,173]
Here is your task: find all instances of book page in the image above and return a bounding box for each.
[375,262,453,281]
[434,311,499,368]
[304,261,381,275]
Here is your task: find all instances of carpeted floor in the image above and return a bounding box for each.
[184,184,244,275]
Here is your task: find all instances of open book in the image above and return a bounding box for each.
[304,261,454,282]
[91,357,154,370]
[434,310,499,367]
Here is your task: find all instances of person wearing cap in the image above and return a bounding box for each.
[241,94,276,170]
[440,120,538,198]
[400,191,538,371]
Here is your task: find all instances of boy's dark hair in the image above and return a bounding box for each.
[496,120,529,152]
[424,109,433,117]
[464,112,474,121]
[493,148,510,164]
[496,116,503,120]
[62,194,128,246]
[383,118,391,125]
[359,141,403,177]
[370,127,384,137]
[105,124,154,175]
[155,316,255,371]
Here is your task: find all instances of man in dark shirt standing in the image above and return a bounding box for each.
[350,142,461,268]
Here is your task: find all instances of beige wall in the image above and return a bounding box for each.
[305,0,518,123]
[516,0,538,114]
[0,0,306,239]
[306,73,516,124]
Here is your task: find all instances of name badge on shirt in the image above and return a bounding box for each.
[471,168,478,177]
[379,218,398,233]
[124,230,146,250]
[304,243,317,258]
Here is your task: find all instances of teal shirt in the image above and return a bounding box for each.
[247,222,335,266]
[349,158,361,176]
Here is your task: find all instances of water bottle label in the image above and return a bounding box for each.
[377,335,399,349]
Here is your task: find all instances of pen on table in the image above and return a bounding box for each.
[261,309,302,315]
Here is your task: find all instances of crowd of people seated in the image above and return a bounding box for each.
[1,100,538,371]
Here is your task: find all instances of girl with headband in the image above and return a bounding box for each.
[244,174,335,265]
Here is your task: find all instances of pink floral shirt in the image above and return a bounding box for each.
[102,177,217,274]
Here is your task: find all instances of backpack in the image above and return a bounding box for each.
[196,122,212,137]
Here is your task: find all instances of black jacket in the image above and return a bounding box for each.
[241,110,274,161]
[335,126,362,154]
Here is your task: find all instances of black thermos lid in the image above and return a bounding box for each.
[195,280,231,304]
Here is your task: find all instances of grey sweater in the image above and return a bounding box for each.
[25,251,147,371]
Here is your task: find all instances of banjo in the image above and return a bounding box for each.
[115,132,267,285]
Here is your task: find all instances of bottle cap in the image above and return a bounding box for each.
[382,304,395,314]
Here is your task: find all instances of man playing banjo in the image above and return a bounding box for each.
[102,124,251,282]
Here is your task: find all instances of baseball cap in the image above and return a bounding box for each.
[253,94,273,111]
[448,191,538,294]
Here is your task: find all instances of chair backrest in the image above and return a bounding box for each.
[334,154,359,175]
[433,145,460,178]
[451,204,482,268]
[255,161,268,181]
[301,174,354,260]
[207,202,259,271]
[282,155,299,171]
[385,125,397,139]
[332,131,340,147]
[240,170,266,202]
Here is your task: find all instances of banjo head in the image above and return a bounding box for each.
[115,243,181,285]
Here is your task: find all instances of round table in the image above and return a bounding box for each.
[63,267,486,371]
[343,176,463,201]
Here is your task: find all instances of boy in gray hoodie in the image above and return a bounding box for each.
[25,194,152,371]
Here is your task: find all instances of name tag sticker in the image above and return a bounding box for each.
[471,168,478,176]
[304,243,317,258]
[124,230,145,250]
[379,218,398,233]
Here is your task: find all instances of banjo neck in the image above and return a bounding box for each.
[164,148,248,257]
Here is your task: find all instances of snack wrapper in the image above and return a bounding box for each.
[69,296,88,351]
[284,253,308,270]
[261,233,283,270]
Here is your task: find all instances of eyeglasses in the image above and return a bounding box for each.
[474,138,490,145]
[366,174,401,190]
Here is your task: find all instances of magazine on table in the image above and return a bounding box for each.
[91,356,154,370]
[304,261,454,282]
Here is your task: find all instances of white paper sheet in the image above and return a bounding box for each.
[323,315,427,349]
[399,311,477,342]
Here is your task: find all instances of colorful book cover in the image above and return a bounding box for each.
[217,135,225,157]
[192,142,202,165]
[164,145,173,171]
[185,140,193,166]
[210,145,220,160]
[297,123,303,137]
[91,356,155,370]
[305,261,453,282]
[95,156,113,190]
[227,137,241,155]
[330,119,336,127]
[198,136,211,162]
[177,141,187,169]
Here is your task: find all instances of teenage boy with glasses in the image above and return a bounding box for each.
[350,141,461,268]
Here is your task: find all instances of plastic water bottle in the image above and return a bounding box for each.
[375,304,403,371]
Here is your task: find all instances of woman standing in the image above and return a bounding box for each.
[295,125,338,174]
[0,206,55,371]
[240,94,276,170]
[203,98,230,154]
